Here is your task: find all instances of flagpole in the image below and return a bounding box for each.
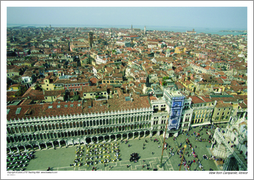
[160,115,169,168]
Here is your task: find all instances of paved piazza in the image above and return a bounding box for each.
[21,124,225,172]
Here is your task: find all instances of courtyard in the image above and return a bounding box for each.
[21,125,222,172]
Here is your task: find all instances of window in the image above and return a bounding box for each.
[64,105,68,108]
[217,113,219,115]
[70,104,74,107]
[84,94,86,96]
[48,106,53,109]
[57,105,61,108]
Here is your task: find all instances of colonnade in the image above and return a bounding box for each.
[7,130,153,153]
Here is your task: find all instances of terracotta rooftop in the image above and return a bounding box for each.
[7,93,151,121]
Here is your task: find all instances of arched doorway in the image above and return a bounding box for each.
[92,136,97,143]
[223,156,239,171]
[86,137,91,144]
[134,132,139,139]
[152,131,157,136]
[117,134,121,140]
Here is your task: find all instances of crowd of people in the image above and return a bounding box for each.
[70,146,84,167]
[7,151,35,171]
[70,142,121,169]
[171,125,224,171]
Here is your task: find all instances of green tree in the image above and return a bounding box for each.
[73,95,80,101]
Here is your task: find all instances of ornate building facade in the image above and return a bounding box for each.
[7,92,154,152]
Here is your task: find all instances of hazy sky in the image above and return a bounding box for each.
[7,6,247,29]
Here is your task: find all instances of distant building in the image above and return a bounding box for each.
[89,32,94,48]
[186,29,196,34]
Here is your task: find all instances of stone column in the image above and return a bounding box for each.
[127,133,129,140]
[121,134,123,140]
[133,132,135,139]
[109,135,111,142]
[45,143,48,149]
[115,135,117,141]
[16,146,20,152]
[38,144,41,150]
[26,126,30,132]
[59,141,61,148]
[12,136,16,143]
[52,142,54,148]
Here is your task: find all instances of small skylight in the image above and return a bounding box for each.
[64,105,68,108]
[125,97,131,101]
[48,106,53,109]
[78,104,81,107]
[15,107,22,114]
[70,104,74,107]
[57,105,61,108]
